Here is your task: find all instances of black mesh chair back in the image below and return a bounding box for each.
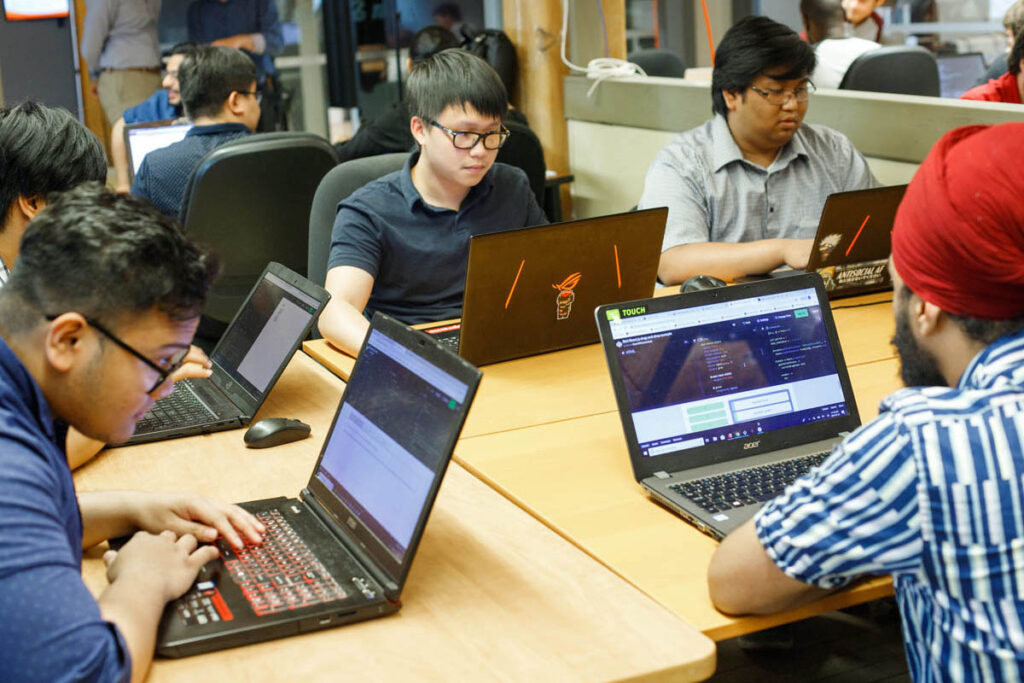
[179,132,338,324]
[307,152,409,289]
[839,46,940,96]
[496,120,546,210]
[628,48,687,78]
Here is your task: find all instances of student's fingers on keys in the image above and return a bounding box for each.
[169,361,213,382]
[189,543,221,569]
[172,518,219,543]
[198,507,245,548]
[176,533,199,554]
[183,345,210,366]
[225,505,265,543]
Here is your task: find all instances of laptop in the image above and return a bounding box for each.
[125,262,329,445]
[125,119,193,182]
[748,185,906,297]
[423,208,667,366]
[937,52,987,98]
[155,313,482,656]
[595,273,861,540]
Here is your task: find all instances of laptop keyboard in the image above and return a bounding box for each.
[219,509,347,617]
[671,451,830,513]
[135,383,216,433]
[435,335,459,351]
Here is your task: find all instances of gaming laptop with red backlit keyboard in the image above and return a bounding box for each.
[422,208,667,366]
[155,313,481,656]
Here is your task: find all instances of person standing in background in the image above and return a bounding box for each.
[81,0,163,127]
[187,0,284,129]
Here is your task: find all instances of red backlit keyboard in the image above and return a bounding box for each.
[219,509,347,617]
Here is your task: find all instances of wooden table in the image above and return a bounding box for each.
[829,292,895,367]
[305,338,616,439]
[75,352,716,681]
[452,358,901,642]
[303,292,896,441]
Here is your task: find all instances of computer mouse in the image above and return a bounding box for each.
[681,274,727,293]
[243,418,311,449]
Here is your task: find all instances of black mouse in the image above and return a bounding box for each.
[682,274,727,293]
[243,418,311,449]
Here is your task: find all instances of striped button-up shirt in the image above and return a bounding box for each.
[757,329,1024,681]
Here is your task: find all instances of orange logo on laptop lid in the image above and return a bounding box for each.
[553,272,582,320]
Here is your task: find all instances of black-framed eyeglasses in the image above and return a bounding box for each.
[748,81,816,105]
[235,88,263,105]
[429,120,510,150]
[45,315,189,394]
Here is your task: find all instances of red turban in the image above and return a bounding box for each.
[892,123,1024,319]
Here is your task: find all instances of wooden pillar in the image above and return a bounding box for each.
[503,0,624,218]
[502,1,569,176]
[73,0,112,157]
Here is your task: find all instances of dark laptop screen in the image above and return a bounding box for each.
[210,272,321,399]
[605,287,850,458]
[313,328,469,563]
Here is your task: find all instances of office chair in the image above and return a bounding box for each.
[307,152,409,289]
[179,132,339,326]
[627,48,687,78]
[496,120,547,213]
[839,46,940,97]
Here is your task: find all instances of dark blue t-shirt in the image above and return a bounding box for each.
[0,334,130,681]
[327,153,548,324]
[123,89,180,125]
[131,122,250,217]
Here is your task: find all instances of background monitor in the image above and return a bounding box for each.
[4,0,69,20]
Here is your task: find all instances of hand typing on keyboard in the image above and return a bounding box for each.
[98,491,266,549]
[163,345,213,387]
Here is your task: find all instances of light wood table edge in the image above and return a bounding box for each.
[455,449,894,642]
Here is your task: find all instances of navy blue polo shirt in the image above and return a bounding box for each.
[0,334,131,681]
[131,122,250,217]
[328,153,548,324]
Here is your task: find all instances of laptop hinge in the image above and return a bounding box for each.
[299,488,400,598]
[653,471,670,480]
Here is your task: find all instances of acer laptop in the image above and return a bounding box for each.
[155,313,482,656]
[125,119,192,182]
[423,208,667,366]
[937,52,986,98]
[595,273,861,540]
[126,262,329,445]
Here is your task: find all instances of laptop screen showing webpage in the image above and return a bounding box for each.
[210,272,321,400]
[313,328,469,564]
[128,123,192,175]
[606,287,850,460]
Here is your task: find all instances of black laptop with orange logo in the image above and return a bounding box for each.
[423,208,667,366]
